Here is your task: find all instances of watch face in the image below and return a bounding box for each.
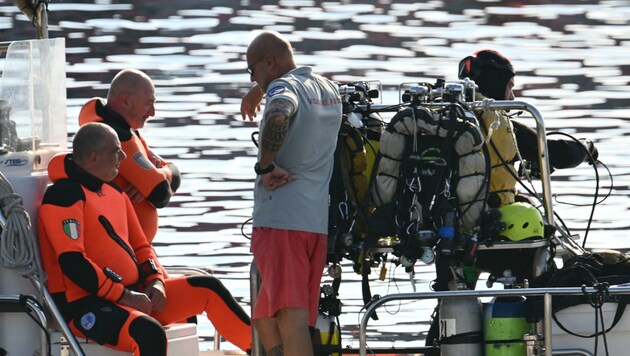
[256,162,275,174]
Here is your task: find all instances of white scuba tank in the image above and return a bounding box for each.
[439,297,483,356]
[315,313,341,356]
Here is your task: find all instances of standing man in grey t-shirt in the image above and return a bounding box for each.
[241,31,342,356]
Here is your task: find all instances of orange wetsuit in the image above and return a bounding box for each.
[79,98,180,243]
[38,154,251,355]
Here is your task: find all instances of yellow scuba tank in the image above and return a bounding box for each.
[314,313,341,356]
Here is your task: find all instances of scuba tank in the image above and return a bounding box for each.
[484,296,533,356]
[439,296,483,356]
[313,313,341,356]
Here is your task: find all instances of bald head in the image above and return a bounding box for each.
[106,69,156,129]
[73,122,125,181]
[246,31,296,89]
[107,69,152,101]
[248,31,294,61]
[73,122,116,163]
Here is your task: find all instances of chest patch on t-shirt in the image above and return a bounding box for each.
[267,85,286,97]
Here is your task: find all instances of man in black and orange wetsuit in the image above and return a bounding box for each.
[78,68,178,244]
[38,123,251,355]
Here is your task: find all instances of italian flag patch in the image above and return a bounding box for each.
[62,219,80,240]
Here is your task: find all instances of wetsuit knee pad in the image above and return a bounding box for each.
[70,297,129,346]
[129,316,167,355]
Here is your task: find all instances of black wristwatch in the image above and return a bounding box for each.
[255,161,276,175]
[138,259,159,278]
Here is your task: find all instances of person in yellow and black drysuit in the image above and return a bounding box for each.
[78,68,179,244]
[459,49,599,208]
[458,49,600,270]
[38,123,251,355]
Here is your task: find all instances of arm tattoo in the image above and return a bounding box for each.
[267,345,284,356]
[261,98,295,153]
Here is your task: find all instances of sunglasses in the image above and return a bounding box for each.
[246,57,264,76]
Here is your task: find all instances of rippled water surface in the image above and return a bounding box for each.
[1,0,629,351]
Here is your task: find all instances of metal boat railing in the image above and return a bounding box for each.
[358,285,630,356]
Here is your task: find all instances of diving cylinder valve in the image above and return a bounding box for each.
[439,296,483,356]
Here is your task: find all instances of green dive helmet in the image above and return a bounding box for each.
[499,202,544,241]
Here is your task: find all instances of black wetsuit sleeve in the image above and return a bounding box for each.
[511,119,588,169]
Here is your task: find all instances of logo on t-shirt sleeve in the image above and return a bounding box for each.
[267,86,286,97]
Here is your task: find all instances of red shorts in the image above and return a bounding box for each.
[251,227,327,326]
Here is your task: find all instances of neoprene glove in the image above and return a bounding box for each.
[579,138,599,164]
[519,160,553,179]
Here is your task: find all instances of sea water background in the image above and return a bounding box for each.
[1,0,629,351]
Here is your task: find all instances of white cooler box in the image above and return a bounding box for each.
[60,323,199,356]
[552,302,629,354]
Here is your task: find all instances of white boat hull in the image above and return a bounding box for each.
[552,302,629,355]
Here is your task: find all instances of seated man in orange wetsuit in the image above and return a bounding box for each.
[38,123,251,355]
[78,68,179,243]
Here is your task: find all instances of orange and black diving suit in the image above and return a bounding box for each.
[79,98,180,243]
[38,153,251,355]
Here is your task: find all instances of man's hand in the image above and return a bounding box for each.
[123,183,146,203]
[579,138,599,164]
[261,165,296,191]
[119,289,152,314]
[145,279,167,313]
[149,152,163,168]
[240,85,264,121]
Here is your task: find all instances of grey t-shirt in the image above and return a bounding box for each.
[252,67,342,234]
